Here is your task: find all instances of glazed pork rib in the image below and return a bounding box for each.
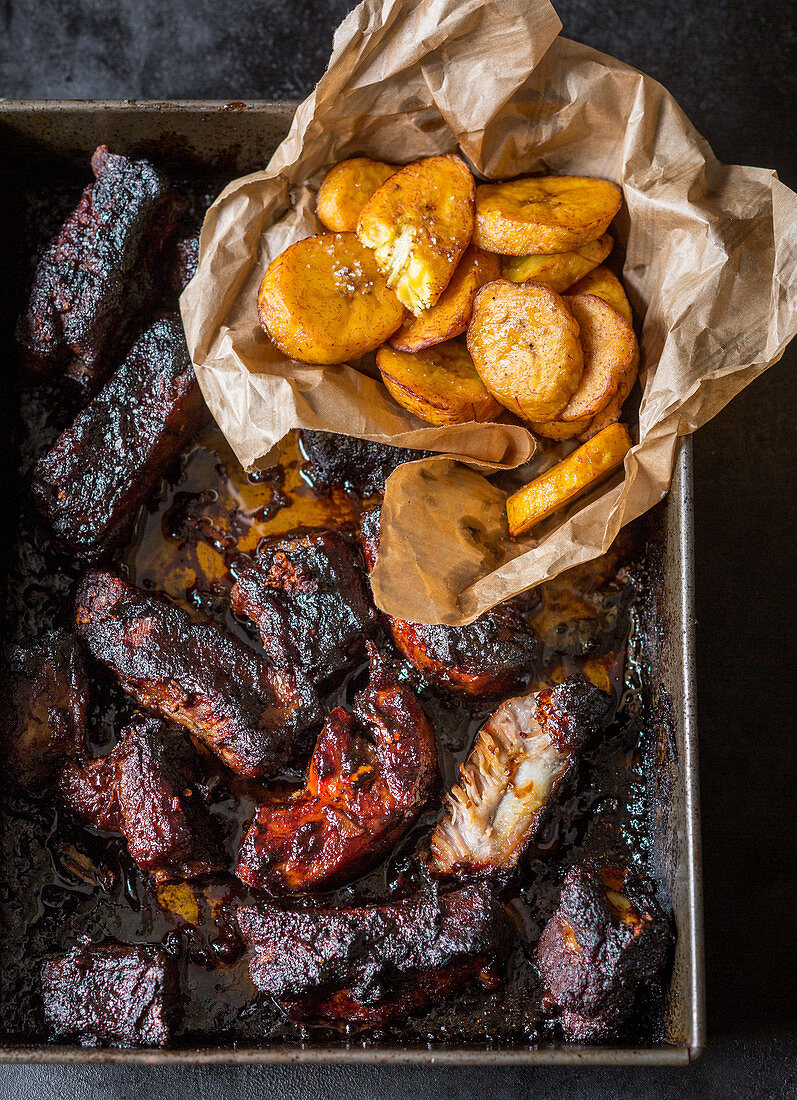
[32,316,207,560]
[360,507,541,696]
[237,883,512,1025]
[60,714,224,883]
[430,676,611,877]
[236,644,437,892]
[535,859,672,1040]
[74,570,321,778]
[299,429,434,496]
[41,942,178,1047]
[231,528,378,683]
[1,630,89,791]
[18,145,182,386]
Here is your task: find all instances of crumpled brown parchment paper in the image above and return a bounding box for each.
[181,0,797,625]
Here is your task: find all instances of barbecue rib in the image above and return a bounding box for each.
[535,859,672,1040]
[18,145,181,386]
[41,942,179,1047]
[429,676,611,877]
[230,528,378,682]
[236,643,436,892]
[361,507,541,696]
[1,630,89,791]
[60,714,225,883]
[32,316,207,560]
[237,883,511,1024]
[299,429,434,496]
[74,570,321,778]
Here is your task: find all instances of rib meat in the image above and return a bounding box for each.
[535,859,672,1040]
[429,676,611,877]
[74,570,321,778]
[32,315,207,560]
[361,507,541,696]
[230,528,378,682]
[60,714,225,883]
[236,644,436,891]
[41,941,178,1046]
[237,883,511,1024]
[1,630,89,791]
[18,145,182,386]
[299,430,433,496]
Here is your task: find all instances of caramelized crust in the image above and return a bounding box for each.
[237,882,512,1024]
[32,316,207,560]
[299,430,433,496]
[17,145,181,386]
[74,570,321,778]
[236,644,437,891]
[535,859,672,1039]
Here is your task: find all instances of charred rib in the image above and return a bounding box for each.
[299,430,434,496]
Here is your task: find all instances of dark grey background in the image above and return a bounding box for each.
[2,0,796,1096]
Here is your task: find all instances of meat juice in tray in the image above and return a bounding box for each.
[0,147,672,1049]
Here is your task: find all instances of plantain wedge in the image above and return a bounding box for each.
[558,293,637,422]
[473,175,622,256]
[357,154,475,315]
[502,234,613,292]
[389,245,501,353]
[467,280,583,423]
[257,232,405,365]
[376,340,501,426]
[316,158,398,233]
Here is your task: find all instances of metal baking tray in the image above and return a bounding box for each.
[0,101,704,1065]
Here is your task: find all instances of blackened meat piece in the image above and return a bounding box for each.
[18,145,182,385]
[74,570,321,778]
[32,316,208,560]
[238,883,511,1025]
[60,715,224,883]
[361,507,541,696]
[236,644,436,891]
[41,941,178,1046]
[299,430,434,496]
[535,859,672,1040]
[430,676,611,877]
[231,528,378,682]
[169,233,200,296]
[1,630,89,790]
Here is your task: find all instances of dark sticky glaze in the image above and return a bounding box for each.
[1,629,89,791]
[429,676,613,879]
[299,429,434,496]
[74,569,322,778]
[59,714,225,884]
[236,643,437,892]
[32,316,208,560]
[41,941,179,1047]
[17,146,182,386]
[535,858,672,1040]
[237,882,512,1024]
[231,527,379,682]
[361,507,542,696]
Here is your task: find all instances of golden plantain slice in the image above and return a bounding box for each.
[529,415,592,441]
[389,246,501,353]
[473,175,622,256]
[506,423,631,537]
[569,264,633,326]
[257,232,405,365]
[558,294,637,422]
[466,280,584,423]
[579,353,639,441]
[502,234,613,292]
[376,340,502,426]
[356,154,475,316]
[316,158,398,232]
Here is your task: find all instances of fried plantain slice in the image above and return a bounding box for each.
[258,232,405,365]
[389,246,501,353]
[578,355,639,441]
[356,154,475,315]
[466,280,583,422]
[506,423,631,537]
[529,415,592,441]
[502,235,613,292]
[316,158,399,233]
[473,176,622,256]
[376,340,501,426]
[569,264,633,326]
[558,294,637,422]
